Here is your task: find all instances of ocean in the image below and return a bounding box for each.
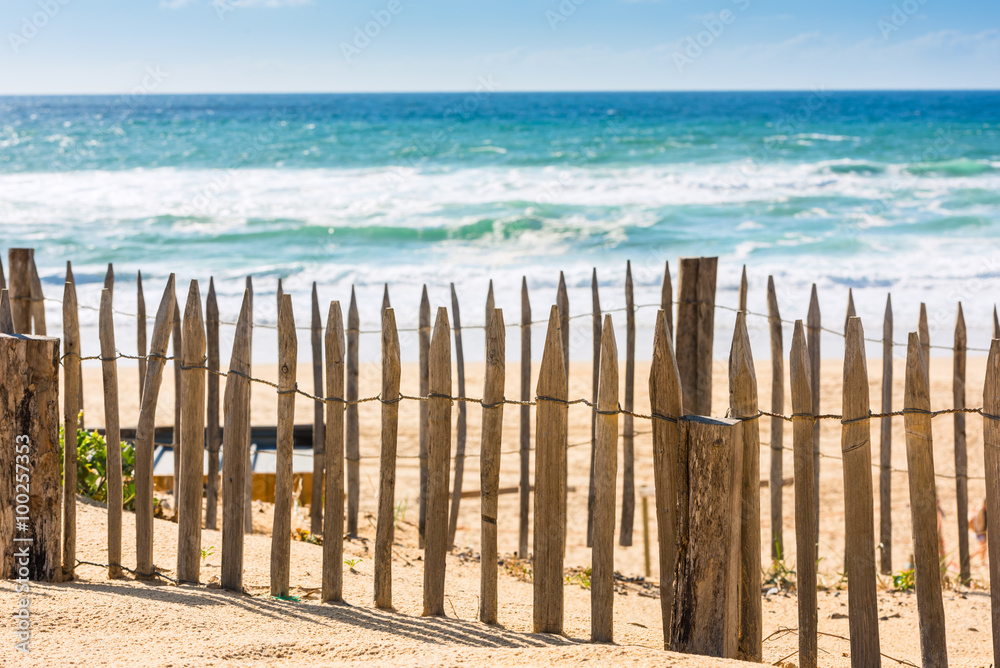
[1,90,998,363]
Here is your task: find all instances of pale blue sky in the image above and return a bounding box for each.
[1,0,997,94]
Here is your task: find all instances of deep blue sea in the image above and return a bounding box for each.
[2,91,998,361]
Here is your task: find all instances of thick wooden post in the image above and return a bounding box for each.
[533,306,568,634]
[418,286,430,549]
[588,268,600,548]
[424,307,452,616]
[621,262,636,547]
[137,271,147,402]
[729,312,761,661]
[99,289,123,578]
[322,302,346,603]
[375,308,401,609]
[479,308,505,625]
[982,340,1000,664]
[135,275,176,579]
[790,321,817,668]
[842,316,881,666]
[0,332,61,582]
[953,303,969,584]
[310,282,325,536]
[807,285,821,545]
[172,297,182,505]
[880,294,893,575]
[178,281,206,585]
[205,279,221,531]
[903,333,949,668]
[346,287,360,536]
[671,415,743,659]
[221,290,252,592]
[519,277,531,558]
[8,249,32,334]
[448,283,467,548]
[592,314,618,643]
[243,277,254,535]
[62,279,80,581]
[676,257,717,415]
[270,295,297,598]
[649,309,683,648]
[661,261,673,338]
[766,276,784,560]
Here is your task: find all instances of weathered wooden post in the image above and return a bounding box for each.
[177,281,206,585]
[621,262,636,547]
[270,295,297,598]
[738,265,747,312]
[243,277,254,535]
[661,261,673,338]
[807,285,821,544]
[62,279,81,581]
[676,257,717,415]
[982,340,1000,664]
[766,276,784,561]
[880,294,893,575]
[592,314,618,643]
[374,308,400,610]
[448,284,467,548]
[0,330,61,582]
[670,415,743,659]
[588,268,600,548]
[954,303,970,584]
[27,254,45,337]
[322,302,345,603]
[7,249,32,334]
[918,303,930,384]
[418,286,430,550]
[310,283,325,536]
[845,288,856,334]
[903,332,949,668]
[424,307,452,617]
[137,271,147,402]
[346,287,360,536]
[556,272,569,522]
[99,289,123,578]
[479,308,505,625]
[533,305,568,634]
[172,296,183,506]
[519,277,531,558]
[205,279,221,531]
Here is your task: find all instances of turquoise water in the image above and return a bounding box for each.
[1,91,998,361]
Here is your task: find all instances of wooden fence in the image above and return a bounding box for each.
[1,247,999,666]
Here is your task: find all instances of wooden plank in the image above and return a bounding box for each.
[221,289,252,592]
[62,278,80,581]
[729,311,760,661]
[982,340,1000,664]
[7,249,31,334]
[649,309,683,648]
[661,261,673,339]
[374,308,401,609]
[588,268,600,548]
[903,332,949,667]
[880,294,893,575]
[135,275,176,579]
[448,283,467,548]
[479,308,505,625]
[738,264,747,312]
[533,305,568,634]
[519,277,531,558]
[418,285,430,549]
[99,288,123,579]
[592,314,618,643]
[424,307,452,617]
[172,296,183,505]
[270,294,297,598]
[954,303,969,584]
[621,261,635,547]
[807,284,821,545]
[28,252,46,335]
[918,302,930,385]
[766,276,784,561]
[205,278,221,531]
[346,287,360,536]
[137,271,147,402]
[310,282,325,536]
[790,321,817,668]
[671,415,742,659]
[178,281,206,585]
[841,316,881,665]
[244,277,254,534]
[322,301,346,603]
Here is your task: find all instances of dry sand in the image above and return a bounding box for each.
[2,356,993,666]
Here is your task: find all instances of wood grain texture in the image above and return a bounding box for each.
[448,283,467,548]
[0,290,13,334]
[556,271,570,521]
[588,268,600,548]
[346,287,360,536]
[178,281,206,585]
[135,275,176,580]
[243,277,254,534]
[62,279,81,580]
[918,303,930,385]
[27,252,45,335]
[766,276,784,561]
[221,289,251,592]
[903,332,949,668]
[270,295,297,598]
[479,308,505,625]
[310,282,325,536]
[954,303,969,584]
[660,261,673,339]
[982,340,1000,664]
[172,296,182,504]
[205,279,221,531]
[7,249,31,334]
[424,307,452,617]
[99,288,123,578]
[418,286,430,550]
[519,277,531,558]
[729,311,760,662]
[790,321,817,668]
[592,315,618,643]
[322,301,346,603]
[841,316,882,666]
[807,284,821,546]
[137,271,147,402]
[880,294,893,575]
[676,258,717,415]
[621,262,635,547]
[375,308,401,609]
[649,309,683,649]
[533,305,567,634]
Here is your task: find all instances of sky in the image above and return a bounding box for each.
[0,0,998,94]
